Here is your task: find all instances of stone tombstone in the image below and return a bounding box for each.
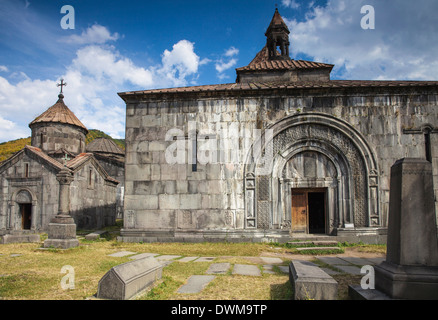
[289,260,338,300]
[97,257,163,300]
[375,158,438,299]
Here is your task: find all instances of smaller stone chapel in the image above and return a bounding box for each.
[0,88,122,243]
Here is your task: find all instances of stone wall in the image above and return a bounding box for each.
[69,163,118,229]
[31,123,87,155]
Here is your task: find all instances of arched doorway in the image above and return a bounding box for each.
[15,190,33,231]
[244,113,380,235]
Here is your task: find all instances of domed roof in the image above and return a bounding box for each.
[29,94,88,133]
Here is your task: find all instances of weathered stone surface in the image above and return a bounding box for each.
[289,260,338,300]
[335,265,362,275]
[85,230,108,240]
[178,256,199,262]
[296,247,343,253]
[232,264,261,276]
[108,251,136,258]
[177,275,216,294]
[44,220,79,249]
[316,256,351,266]
[206,263,231,275]
[195,257,216,262]
[375,158,438,300]
[260,257,283,264]
[348,285,392,300]
[129,253,159,260]
[0,234,40,244]
[97,257,163,300]
[156,255,181,261]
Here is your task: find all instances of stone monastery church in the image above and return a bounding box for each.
[118,9,438,243]
[0,89,124,242]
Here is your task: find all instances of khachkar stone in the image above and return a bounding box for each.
[44,167,79,249]
[375,158,438,299]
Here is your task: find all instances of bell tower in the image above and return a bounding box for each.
[265,8,291,60]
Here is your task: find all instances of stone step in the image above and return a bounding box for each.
[296,247,343,253]
[311,240,339,246]
[287,240,339,247]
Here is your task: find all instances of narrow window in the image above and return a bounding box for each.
[425,132,432,162]
[40,133,44,148]
[191,132,197,172]
[89,169,93,186]
[25,163,29,178]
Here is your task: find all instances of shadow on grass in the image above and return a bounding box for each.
[270,280,293,300]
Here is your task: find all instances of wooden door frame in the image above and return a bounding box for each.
[291,188,327,234]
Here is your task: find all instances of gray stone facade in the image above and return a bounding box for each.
[118,10,438,243]
[118,83,438,242]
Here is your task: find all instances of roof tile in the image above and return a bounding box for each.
[29,94,88,132]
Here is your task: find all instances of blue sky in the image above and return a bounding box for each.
[0,0,438,142]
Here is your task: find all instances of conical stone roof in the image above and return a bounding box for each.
[29,94,88,133]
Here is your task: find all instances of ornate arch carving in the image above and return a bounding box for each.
[244,112,380,231]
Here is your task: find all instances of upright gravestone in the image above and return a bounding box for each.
[374,158,438,299]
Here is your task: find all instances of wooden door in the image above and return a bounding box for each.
[291,192,308,233]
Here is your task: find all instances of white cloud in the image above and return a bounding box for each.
[225,47,239,57]
[0,66,8,72]
[71,45,154,87]
[215,47,239,79]
[215,59,238,74]
[285,0,438,80]
[61,24,119,45]
[158,40,202,87]
[282,0,300,9]
[0,116,28,141]
[0,36,205,142]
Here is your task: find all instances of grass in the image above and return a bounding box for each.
[0,237,386,300]
[138,260,293,300]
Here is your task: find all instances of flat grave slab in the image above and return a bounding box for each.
[260,257,283,264]
[206,263,231,275]
[337,256,375,266]
[129,253,159,260]
[177,275,216,294]
[232,264,261,276]
[316,256,352,266]
[178,257,199,262]
[194,257,216,262]
[156,255,181,261]
[336,265,362,275]
[107,251,137,258]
